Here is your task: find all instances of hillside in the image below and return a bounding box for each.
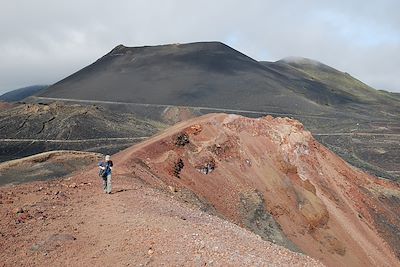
[30,42,400,181]
[108,113,399,266]
[0,156,322,266]
[0,102,165,162]
[38,42,334,115]
[0,101,15,111]
[262,57,399,112]
[260,58,400,180]
[1,113,398,266]
[37,42,399,117]
[0,85,48,102]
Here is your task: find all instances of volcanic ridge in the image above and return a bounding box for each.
[26,41,400,181]
[1,114,399,266]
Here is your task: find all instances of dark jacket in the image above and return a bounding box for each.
[98,160,113,176]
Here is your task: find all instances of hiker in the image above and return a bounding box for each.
[98,155,113,194]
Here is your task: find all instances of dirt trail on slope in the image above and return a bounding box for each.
[0,167,322,266]
[34,96,337,119]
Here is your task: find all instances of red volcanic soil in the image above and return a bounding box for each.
[111,113,400,267]
[0,101,15,111]
[0,166,321,266]
[1,113,399,266]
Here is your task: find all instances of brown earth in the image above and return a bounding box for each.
[0,101,16,111]
[161,106,199,125]
[0,165,321,266]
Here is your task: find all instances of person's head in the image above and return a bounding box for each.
[105,155,111,161]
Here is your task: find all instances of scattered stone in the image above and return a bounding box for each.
[187,124,202,135]
[196,159,216,174]
[16,212,30,223]
[13,207,24,214]
[48,233,76,242]
[173,159,184,178]
[175,132,189,147]
[69,183,77,188]
[31,244,41,251]
[168,186,178,193]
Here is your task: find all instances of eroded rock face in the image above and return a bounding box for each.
[114,113,400,267]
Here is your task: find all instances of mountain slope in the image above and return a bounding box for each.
[0,85,48,102]
[29,42,400,180]
[109,113,400,266]
[260,58,400,180]
[261,57,399,112]
[37,42,399,117]
[38,42,332,115]
[0,102,165,162]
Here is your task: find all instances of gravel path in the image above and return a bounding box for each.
[0,170,323,266]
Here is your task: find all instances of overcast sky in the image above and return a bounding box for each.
[1,0,399,94]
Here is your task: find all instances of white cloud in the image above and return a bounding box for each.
[0,0,399,93]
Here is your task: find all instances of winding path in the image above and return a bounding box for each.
[33,96,338,119]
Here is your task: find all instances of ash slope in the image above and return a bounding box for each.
[38,42,399,117]
[37,42,332,115]
[111,113,400,267]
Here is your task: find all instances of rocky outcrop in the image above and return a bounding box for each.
[113,113,400,267]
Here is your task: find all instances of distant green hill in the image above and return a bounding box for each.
[261,57,399,112]
[0,85,48,102]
